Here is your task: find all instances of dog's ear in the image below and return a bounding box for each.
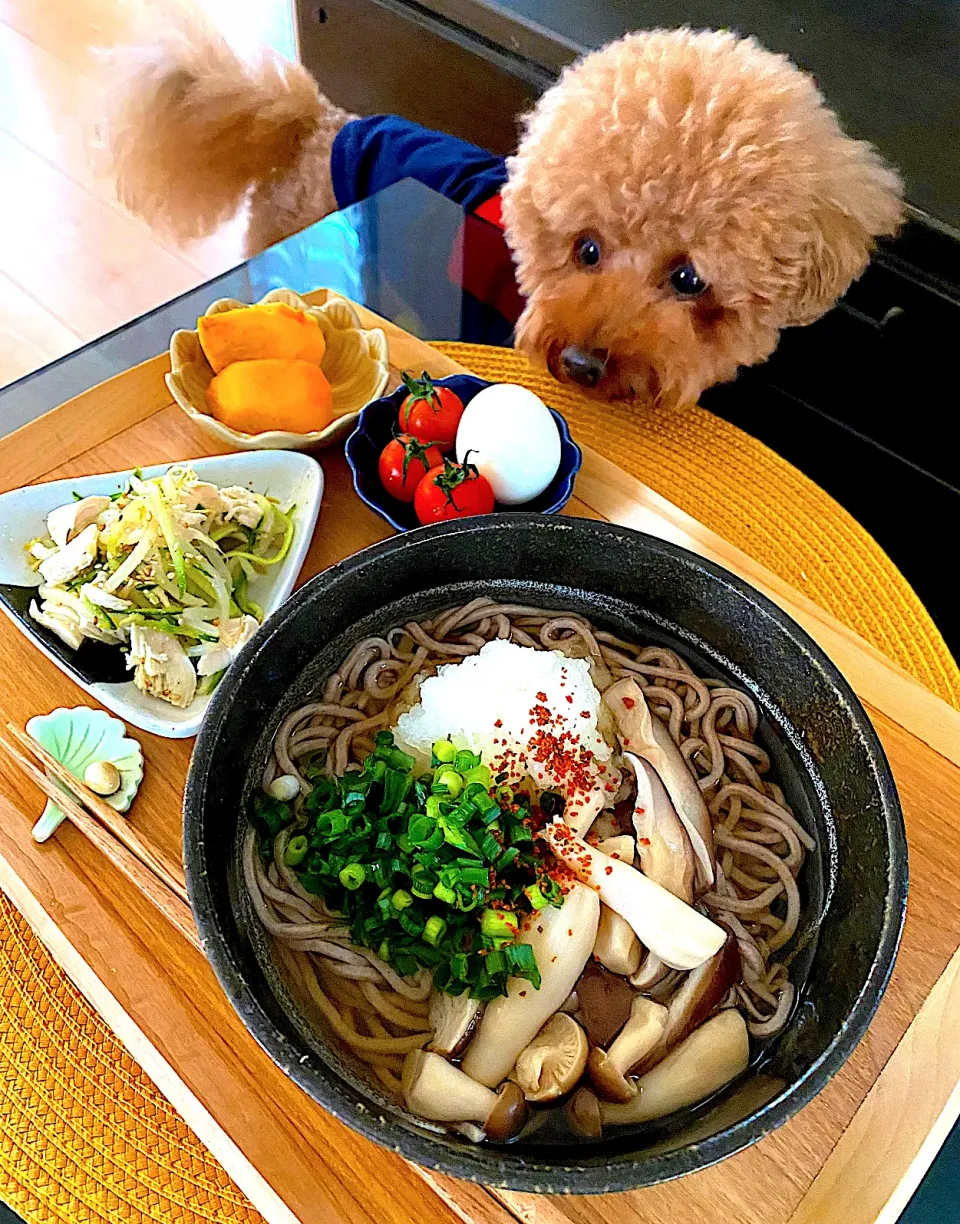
[789,146,904,326]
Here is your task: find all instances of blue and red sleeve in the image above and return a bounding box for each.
[331,115,508,212]
[331,116,524,336]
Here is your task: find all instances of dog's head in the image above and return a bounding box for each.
[502,29,903,405]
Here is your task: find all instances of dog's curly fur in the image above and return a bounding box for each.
[97,15,903,406]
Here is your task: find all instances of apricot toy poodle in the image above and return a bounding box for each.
[100,18,903,407]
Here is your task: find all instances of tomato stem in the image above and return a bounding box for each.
[434,451,481,510]
[400,370,442,414]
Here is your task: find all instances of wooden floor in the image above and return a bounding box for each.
[0,0,295,390]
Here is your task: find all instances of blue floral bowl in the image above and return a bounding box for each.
[344,374,582,532]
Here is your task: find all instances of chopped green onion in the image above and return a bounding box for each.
[432,739,457,765]
[505,941,541,989]
[524,883,550,910]
[380,768,412,814]
[440,818,481,856]
[252,795,293,837]
[479,832,502,862]
[399,909,424,936]
[411,873,437,899]
[482,949,507,978]
[339,863,366,890]
[408,815,443,849]
[423,916,447,946]
[391,888,413,911]
[497,847,519,872]
[434,768,464,798]
[433,881,457,906]
[457,865,490,886]
[284,835,308,866]
[315,808,349,837]
[462,764,493,789]
[481,908,519,942]
[454,749,481,773]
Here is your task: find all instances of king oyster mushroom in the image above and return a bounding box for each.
[593,903,642,976]
[511,1013,589,1103]
[634,932,742,1075]
[592,835,643,974]
[625,752,695,904]
[539,823,725,970]
[588,996,668,1102]
[596,834,635,863]
[461,883,599,1088]
[603,678,715,890]
[629,951,671,992]
[401,1050,528,1141]
[427,991,483,1058]
[600,1008,749,1125]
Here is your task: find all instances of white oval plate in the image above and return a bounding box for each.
[0,451,323,739]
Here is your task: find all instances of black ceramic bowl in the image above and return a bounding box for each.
[184,515,906,1193]
[344,374,582,530]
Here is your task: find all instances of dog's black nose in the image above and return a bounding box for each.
[560,345,608,387]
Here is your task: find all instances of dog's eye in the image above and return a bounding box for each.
[670,262,708,296]
[573,236,601,268]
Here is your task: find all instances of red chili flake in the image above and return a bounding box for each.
[536,691,548,702]
[623,737,631,746]
[519,990,527,998]
[604,782,616,793]
[604,865,613,875]
[565,694,574,704]
[580,710,590,719]
[536,925,544,934]
[567,929,573,937]
[494,719,503,728]
[636,806,645,815]
[638,836,651,846]
[622,696,636,709]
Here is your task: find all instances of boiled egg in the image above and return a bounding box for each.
[455,384,561,505]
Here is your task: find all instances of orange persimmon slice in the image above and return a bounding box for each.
[198,303,327,373]
[206,359,334,435]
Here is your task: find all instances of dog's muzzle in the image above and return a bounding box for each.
[559,345,609,388]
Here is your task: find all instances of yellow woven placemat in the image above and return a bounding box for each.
[0,893,262,1224]
[1,343,957,1224]
[433,343,960,710]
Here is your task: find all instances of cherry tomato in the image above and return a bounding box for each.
[398,372,464,449]
[378,434,445,503]
[413,453,495,525]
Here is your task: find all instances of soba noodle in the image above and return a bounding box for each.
[247,598,813,1094]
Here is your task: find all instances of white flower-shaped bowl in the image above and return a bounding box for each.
[166,288,391,451]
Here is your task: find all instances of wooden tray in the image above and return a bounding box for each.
[1,303,959,1224]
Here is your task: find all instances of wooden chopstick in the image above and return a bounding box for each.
[0,729,200,951]
[5,721,188,904]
